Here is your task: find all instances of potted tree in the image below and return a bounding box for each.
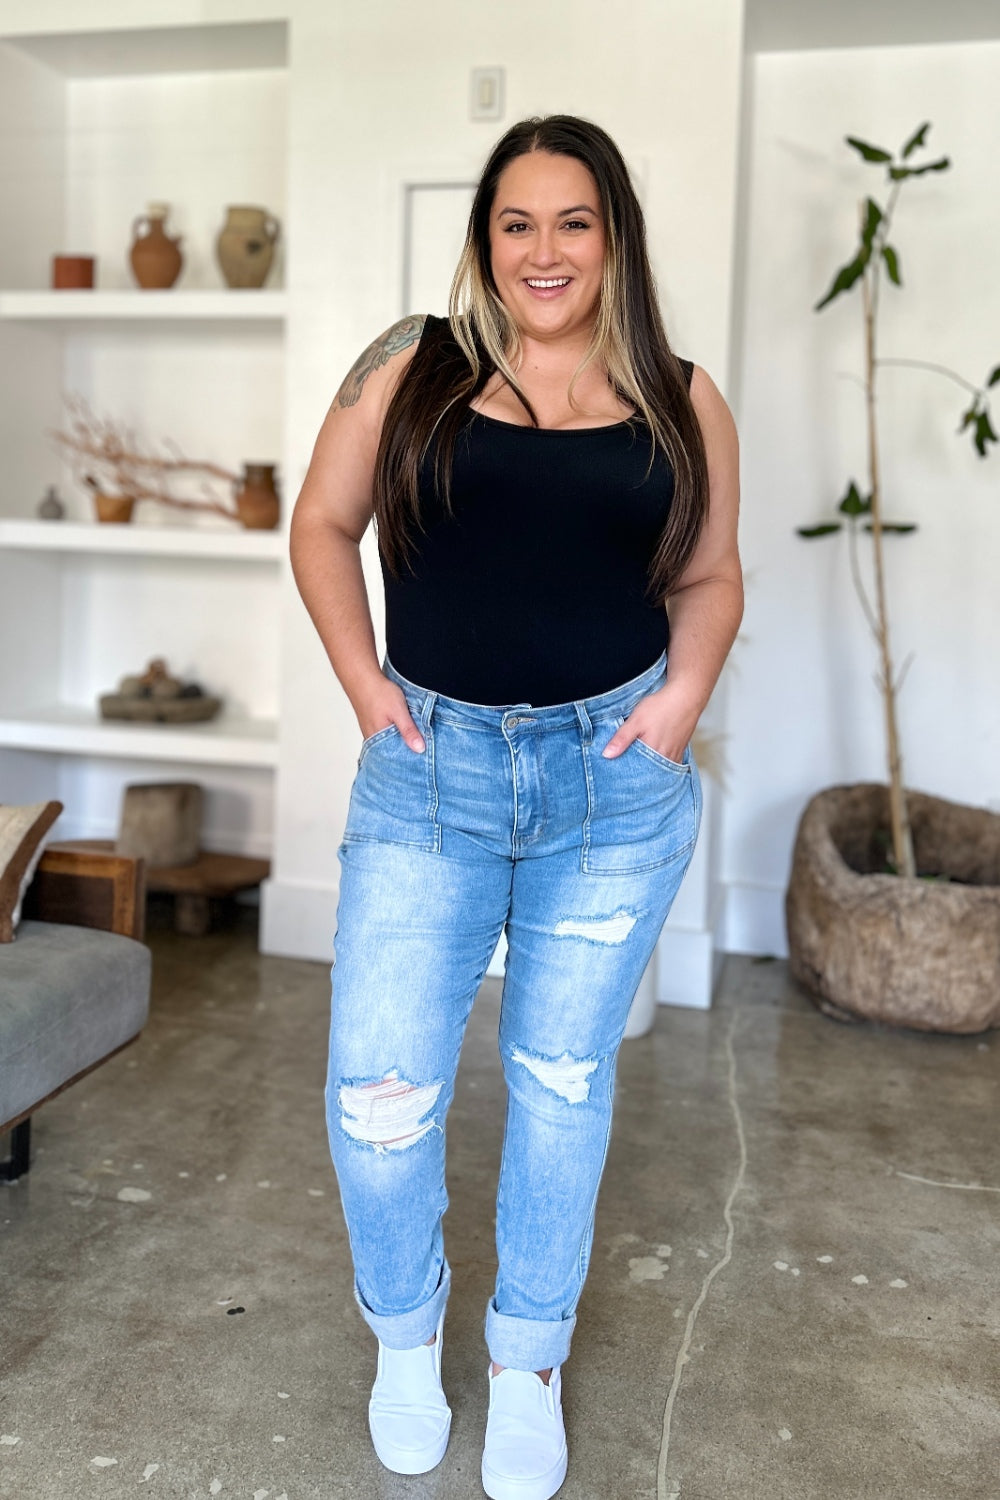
[784,124,1000,1033]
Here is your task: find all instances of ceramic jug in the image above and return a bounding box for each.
[234,464,280,530]
[129,203,183,289]
[215,206,280,289]
[37,484,65,520]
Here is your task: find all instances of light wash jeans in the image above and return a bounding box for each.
[326,650,701,1372]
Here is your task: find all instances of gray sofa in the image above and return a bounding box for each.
[0,845,151,1181]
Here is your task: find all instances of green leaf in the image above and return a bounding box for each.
[815,249,868,310]
[797,523,843,538]
[881,244,902,285]
[987,365,1000,388]
[891,156,950,180]
[863,522,917,534]
[846,135,893,164]
[974,410,998,457]
[958,405,977,433]
[901,122,930,158]
[861,197,883,250]
[838,482,871,517]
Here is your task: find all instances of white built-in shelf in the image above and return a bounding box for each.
[0,21,288,78]
[0,706,278,769]
[0,290,287,323]
[0,519,284,561]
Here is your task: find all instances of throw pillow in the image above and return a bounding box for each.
[0,801,63,942]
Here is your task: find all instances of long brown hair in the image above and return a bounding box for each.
[375,115,709,603]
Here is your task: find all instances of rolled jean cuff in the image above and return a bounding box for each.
[485,1298,577,1371]
[354,1260,451,1350]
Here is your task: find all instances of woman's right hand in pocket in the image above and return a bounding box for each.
[356,679,425,753]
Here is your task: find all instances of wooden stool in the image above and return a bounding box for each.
[52,841,270,936]
[146,851,271,936]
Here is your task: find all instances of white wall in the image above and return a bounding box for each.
[265,0,747,964]
[724,40,1000,955]
[10,6,997,978]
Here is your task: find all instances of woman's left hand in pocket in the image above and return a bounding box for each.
[601,683,698,763]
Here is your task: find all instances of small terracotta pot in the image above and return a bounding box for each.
[52,255,95,289]
[234,464,280,529]
[94,493,135,524]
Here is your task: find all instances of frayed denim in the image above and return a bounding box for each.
[326,651,701,1371]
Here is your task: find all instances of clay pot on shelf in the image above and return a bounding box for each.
[93,492,135,524]
[52,255,95,289]
[129,203,183,290]
[234,464,280,530]
[100,658,222,725]
[215,205,280,289]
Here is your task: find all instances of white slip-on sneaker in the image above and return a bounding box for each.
[481,1365,568,1500]
[368,1312,452,1475]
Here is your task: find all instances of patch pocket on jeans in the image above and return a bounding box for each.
[343,726,440,852]
[582,729,700,875]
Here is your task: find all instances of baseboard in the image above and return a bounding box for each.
[655,925,724,1010]
[260,877,337,963]
[258,877,778,995]
[722,879,789,958]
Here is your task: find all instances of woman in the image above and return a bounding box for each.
[290,115,741,1500]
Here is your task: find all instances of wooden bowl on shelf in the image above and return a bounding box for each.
[93,493,135,524]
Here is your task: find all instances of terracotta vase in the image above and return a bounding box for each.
[215,206,280,289]
[94,493,135,524]
[129,203,183,290]
[234,464,280,530]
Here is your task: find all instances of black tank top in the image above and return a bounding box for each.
[382,315,694,706]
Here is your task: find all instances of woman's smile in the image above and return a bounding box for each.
[523,276,572,296]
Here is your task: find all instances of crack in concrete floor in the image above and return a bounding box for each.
[657,1011,748,1500]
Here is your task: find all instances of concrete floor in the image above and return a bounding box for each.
[2,903,998,1500]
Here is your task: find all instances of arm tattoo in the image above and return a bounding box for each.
[335,314,427,409]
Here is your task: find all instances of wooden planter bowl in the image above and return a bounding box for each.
[99,694,222,724]
[94,493,135,524]
[785,784,1000,1033]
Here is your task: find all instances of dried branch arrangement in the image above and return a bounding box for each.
[53,395,243,522]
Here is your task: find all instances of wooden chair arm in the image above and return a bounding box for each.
[23,844,146,941]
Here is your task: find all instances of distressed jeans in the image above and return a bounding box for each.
[325,650,702,1372]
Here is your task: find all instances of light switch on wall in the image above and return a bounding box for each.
[470,67,504,121]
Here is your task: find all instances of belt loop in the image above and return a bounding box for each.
[575,699,593,745]
[418,690,437,729]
